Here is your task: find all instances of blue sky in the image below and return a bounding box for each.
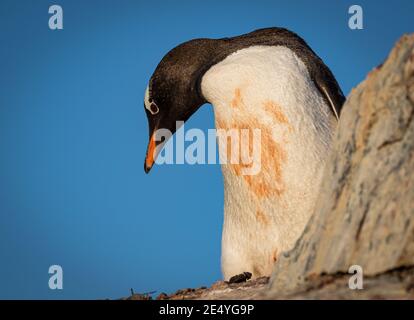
[0,0,412,299]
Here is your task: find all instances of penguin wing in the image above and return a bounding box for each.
[312,71,345,121]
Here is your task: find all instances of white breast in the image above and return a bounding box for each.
[201,46,337,279]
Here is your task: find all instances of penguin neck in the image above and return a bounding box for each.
[200,45,335,256]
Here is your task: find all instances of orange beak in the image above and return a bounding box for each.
[144,133,157,173]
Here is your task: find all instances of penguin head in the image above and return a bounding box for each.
[143,39,214,173]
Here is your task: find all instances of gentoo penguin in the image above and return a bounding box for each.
[143,28,345,280]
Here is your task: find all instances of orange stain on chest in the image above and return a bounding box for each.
[216,89,290,199]
[216,119,286,199]
[255,209,270,226]
[263,100,289,124]
[231,88,245,108]
[242,128,286,198]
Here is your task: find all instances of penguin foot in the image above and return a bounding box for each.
[228,272,252,284]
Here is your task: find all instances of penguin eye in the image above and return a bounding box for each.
[144,85,159,115]
[149,102,159,115]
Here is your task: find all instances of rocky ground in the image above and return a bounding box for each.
[123,277,269,300]
[125,266,414,300]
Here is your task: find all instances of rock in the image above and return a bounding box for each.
[195,277,269,300]
[272,266,414,299]
[268,33,414,297]
[156,292,169,300]
[210,280,229,290]
[125,293,152,300]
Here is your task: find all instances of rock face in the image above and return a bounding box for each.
[267,33,414,297]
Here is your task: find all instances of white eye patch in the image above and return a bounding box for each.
[144,85,159,115]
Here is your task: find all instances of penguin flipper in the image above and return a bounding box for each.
[313,74,345,121]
